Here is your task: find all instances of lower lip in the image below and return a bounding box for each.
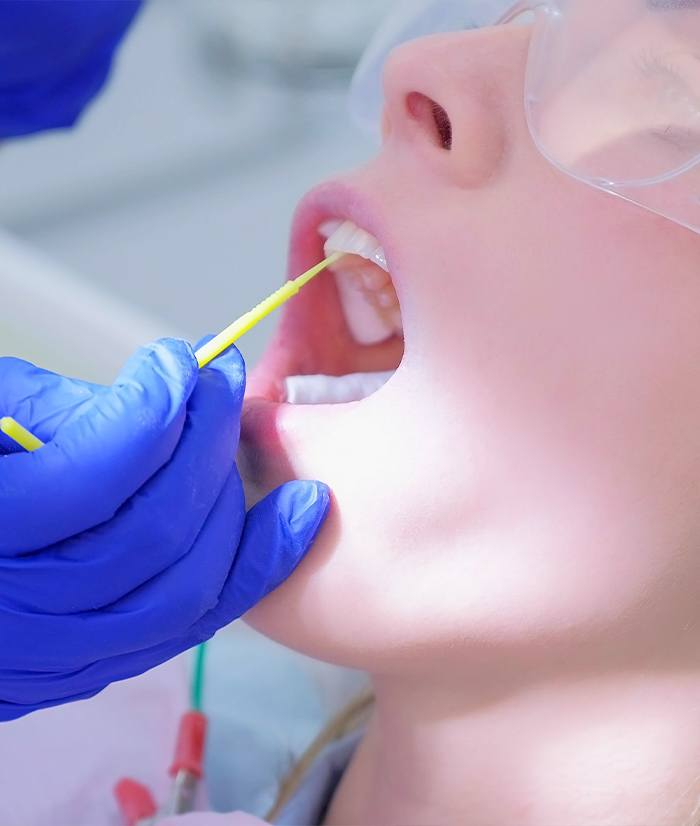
[240,396,290,488]
[242,395,282,448]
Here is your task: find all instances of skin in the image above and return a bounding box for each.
[239,14,700,826]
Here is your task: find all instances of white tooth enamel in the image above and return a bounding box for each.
[372,247,388,271]
[321,219,397,344]
[284,371,394,405]
[334,270,395,345]
[323,220,388,273]
[319,219,343,240]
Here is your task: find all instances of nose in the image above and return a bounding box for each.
[380,25,531,187]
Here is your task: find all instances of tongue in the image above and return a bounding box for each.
[284,371,394,405]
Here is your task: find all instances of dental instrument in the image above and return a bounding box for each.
[195,252,344,368]
[0,252,344,452]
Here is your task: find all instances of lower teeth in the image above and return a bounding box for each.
[284,371,394,405]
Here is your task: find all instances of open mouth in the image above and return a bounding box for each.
[240,187,408,501]
[247,196,405,409]
[283,218,404,405]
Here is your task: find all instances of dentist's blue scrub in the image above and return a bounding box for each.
[0,1,330,721]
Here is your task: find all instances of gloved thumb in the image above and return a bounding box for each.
[197,480,331,634]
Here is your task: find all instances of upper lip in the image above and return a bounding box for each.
[287,179,394,286]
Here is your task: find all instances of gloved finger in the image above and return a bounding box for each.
[194,334,245,376]
[0,481,329,695]
[191,479,331,635]
[0,347,246,611]
[0,358,99,455]
[194,334,215,353]
[0,339,199,555]
[0,429,27,456]
[0,467,245,673]
[196,341,246,431]
[0,357,99,439]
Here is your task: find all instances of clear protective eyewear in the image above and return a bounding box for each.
[350,0,700,235]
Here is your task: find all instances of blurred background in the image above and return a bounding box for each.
[0,0,389,381]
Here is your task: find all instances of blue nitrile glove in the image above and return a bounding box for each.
[0,340,330,721]
[0,0,142,139]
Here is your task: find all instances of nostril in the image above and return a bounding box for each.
[431,102,453,150]
[406,92,452,150]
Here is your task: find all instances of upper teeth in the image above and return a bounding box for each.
[321,220,388,272]
[321,219,402,345]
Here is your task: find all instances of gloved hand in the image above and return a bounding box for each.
[0,0,142,139]
[0,340,330,721]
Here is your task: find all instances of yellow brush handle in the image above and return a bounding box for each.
[2,253,344,453]
[194,253,343,368]
[1,417,45,452]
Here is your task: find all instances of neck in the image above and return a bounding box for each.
[325,669,700,826]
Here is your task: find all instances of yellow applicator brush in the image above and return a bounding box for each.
[194,252,343,368]
[0,417,45,452]
[1,252,344,452]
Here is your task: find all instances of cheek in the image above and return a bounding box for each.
[459,197,700,638]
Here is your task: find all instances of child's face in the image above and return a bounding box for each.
[241,22,700,677]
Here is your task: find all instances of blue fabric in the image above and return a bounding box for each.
[0,0,142,138]
[0,339,330,721]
